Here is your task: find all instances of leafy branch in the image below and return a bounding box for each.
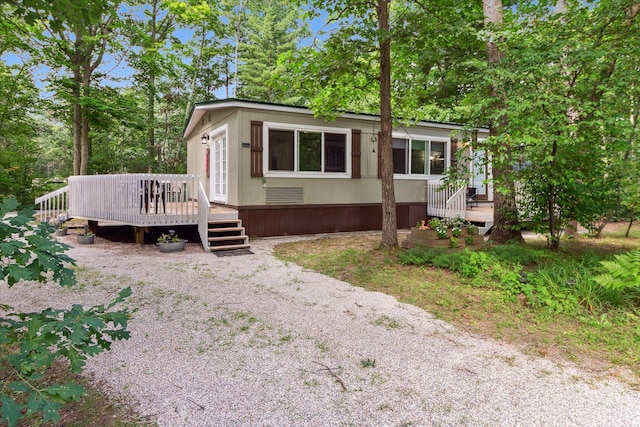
[0,197,131,426]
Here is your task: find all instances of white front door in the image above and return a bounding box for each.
[210,133,227,203]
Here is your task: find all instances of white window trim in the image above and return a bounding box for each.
[391,132,450,180]
[263,122,352,178]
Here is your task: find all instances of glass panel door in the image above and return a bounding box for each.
[211,134,228,203]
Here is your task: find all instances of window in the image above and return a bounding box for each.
[411,140,428,174]
[393,138,407,174]
[265,124,348,175]
[268,129,294,171]
[430,141,446,175]
[324,133,346,172]
[392,136,447,176]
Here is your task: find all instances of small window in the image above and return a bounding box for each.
[430,141,446,175]
[392,138,408,174]
[268,129,294,171]
[324,133,346,172]
[411,140,428,175]
[298,131,322,171]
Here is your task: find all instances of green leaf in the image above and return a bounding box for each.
[41,383,86,403]
[1,394,24,427]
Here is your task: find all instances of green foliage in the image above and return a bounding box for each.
[237,0,309,104]
[399,248,490,279]
[0,198,74,287]
[486,243,548,266]
[0,197,131,426]
[594,249,640,292]
[400,240,640,316]
[464,1,640,249]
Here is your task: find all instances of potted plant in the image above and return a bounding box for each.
[157,230,186,252]
[50,218,68,236]
[76,225,94,244]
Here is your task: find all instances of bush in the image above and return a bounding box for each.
[0,197,131,426]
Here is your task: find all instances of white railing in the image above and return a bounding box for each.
[426,180,466,219]
[35,186,69,223]
[67,174,199,226]
[197,182,210,252]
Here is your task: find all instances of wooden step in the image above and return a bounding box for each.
[208,235,249,243]
[208,219,241,226]
[208,243,251,252]
[207,218,250,252]
[209,226,244,233]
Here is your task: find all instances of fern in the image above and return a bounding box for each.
[593,249,640,291]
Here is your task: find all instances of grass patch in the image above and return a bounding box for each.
[274,231,640,384]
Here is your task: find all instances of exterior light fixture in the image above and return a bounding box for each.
[201,133,210,144]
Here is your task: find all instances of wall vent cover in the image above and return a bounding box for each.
[266,187,303,204]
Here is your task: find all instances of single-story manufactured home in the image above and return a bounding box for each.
[183,98,491,238]
[35,98,492,251]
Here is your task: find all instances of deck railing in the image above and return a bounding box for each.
[197,182,210,252]
[35,185,69,223]
[426,179,466,219]
[67,174,200,227]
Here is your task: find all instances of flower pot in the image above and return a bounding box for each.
[157,240,186,253]
[76,234,94,244]
[54,228,68,236]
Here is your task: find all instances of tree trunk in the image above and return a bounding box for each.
[483,0,523,244]
[72,74,82,176]
[378,0,397,248]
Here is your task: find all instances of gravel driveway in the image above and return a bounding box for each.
[3,234,640,426]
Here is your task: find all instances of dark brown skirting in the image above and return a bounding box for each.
[238,203,426,237]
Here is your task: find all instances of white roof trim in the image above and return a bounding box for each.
[183,99,484,138]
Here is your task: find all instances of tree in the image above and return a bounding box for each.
[124,0,177,170]
[479,0,524,244]
[6,0,122,176]
[0,62,42,204]
[0,197,131,426]
[476,0,640,249]
[289,0,398,247]
[236,0,309,104]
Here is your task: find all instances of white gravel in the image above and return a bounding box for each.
[2,233,640,426]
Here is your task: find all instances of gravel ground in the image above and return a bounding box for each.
[2,233,640,426]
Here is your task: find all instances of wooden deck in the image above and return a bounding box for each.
[426,180,494,235]
[35,173,244,252]
[463,204,494,235]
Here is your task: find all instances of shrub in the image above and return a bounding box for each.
[0,197,131,426]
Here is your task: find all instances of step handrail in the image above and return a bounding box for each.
[35,185,69,223]
[197,182,210,252]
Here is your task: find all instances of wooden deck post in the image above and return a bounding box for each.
[133,227,148,244]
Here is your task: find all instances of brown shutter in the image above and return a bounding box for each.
[250,121,263,177]
[351,129,361,179]
[450,138,458,169]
